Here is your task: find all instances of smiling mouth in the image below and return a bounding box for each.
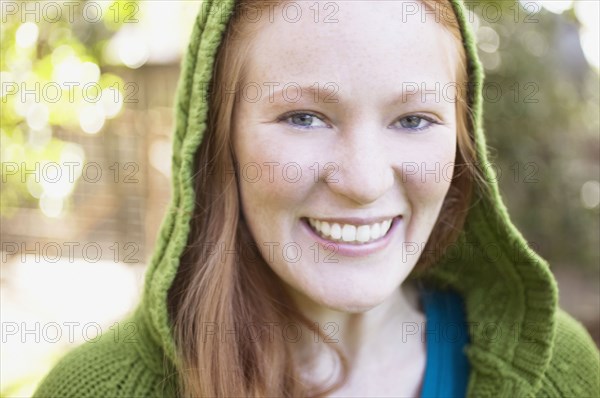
[302,216,400,245]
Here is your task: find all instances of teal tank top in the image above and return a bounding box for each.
[419,286,471,397]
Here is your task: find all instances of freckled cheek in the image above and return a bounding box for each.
[396,144,456,205]
[236,147,312,209]
[401,174,452,206]
[236,152,312,249]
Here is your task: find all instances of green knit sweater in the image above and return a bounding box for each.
[32,0,600,397]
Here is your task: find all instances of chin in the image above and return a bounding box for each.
[304,284,394,314]
[326,300,383,314]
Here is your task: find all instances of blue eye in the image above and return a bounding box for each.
[278,111,329,130]
[277,111,441,132]
[393,114,440,132]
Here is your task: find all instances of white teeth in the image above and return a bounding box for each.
[321,221,331,236]
[370,223,381,240]
[307,217,395,244]
[382,219,392,231]
[342,224,356,242]
[330,223,342,240]
[356,225,371,243]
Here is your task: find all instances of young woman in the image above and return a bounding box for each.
[33,0,600,397]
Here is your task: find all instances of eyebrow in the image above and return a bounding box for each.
[389,84,457,107]
[263,84,340,105]
[262,84,453,107]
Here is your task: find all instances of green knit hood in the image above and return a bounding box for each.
[135,0,559,396]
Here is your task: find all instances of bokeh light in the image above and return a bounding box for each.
[581,180,600,209]
[15,23,39,49]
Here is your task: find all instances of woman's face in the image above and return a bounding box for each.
[233,1,458,312]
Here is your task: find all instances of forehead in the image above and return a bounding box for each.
[243,0,459,92]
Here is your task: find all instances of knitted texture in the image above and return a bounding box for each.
[32,0,600,397]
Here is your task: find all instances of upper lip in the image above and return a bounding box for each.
[304,215,402,225]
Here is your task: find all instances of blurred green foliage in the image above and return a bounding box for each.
[1,0,137,216]
[472,1,599,271]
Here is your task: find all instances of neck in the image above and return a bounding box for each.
[284,278,426,381]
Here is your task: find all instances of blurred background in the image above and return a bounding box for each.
[0,0,598,396]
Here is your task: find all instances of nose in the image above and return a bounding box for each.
[324,126,395,205]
